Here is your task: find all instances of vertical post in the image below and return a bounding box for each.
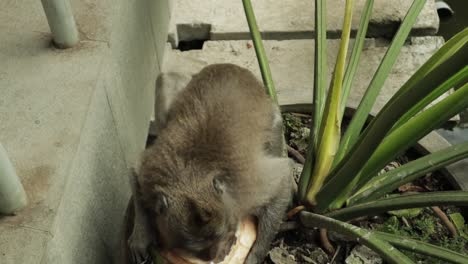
[0,143,27,214]
[40,0,79,49]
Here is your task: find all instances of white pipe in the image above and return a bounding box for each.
[40,0,79,48]
[0,143,27,214]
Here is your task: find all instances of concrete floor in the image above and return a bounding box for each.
[0,0,170,263]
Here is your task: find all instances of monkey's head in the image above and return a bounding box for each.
[138,166,240,262]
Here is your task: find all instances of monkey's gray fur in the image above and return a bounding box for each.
[129,64,294,264]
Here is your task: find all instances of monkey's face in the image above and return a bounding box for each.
[149,176,239,262]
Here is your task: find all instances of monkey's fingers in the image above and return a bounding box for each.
[131,250,148,264]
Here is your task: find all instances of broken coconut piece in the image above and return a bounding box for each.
[160,217,257,264]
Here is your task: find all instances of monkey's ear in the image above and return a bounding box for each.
[154,193,169,215]
[213,176,226,195]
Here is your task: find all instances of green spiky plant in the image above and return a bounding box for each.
[243,0,468,263]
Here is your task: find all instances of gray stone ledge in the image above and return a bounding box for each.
[157,36,466,191]
[169,0,439,46]
[162,37,449,117]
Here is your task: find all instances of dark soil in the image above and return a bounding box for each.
[263,234,336,264]
[266,112,468,264]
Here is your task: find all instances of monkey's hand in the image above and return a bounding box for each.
[128,198,155,264]
[128,230,152,264]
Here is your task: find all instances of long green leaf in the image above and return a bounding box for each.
[298,0,328,200]
[339,0,374,117]
[298,145,315,201]
[299,212,415,264]
[349,140,468,205]
[334,0,375,167]
[337,0,427,162]
[375,231,468,263]
[330,82,468,209]
[314,28,468,212]
[242,0,278,103]
[304,0,354,205]
[353,82,468,192]
[326,191,468,221]
[312,0,328,148]
[390,65,468,133]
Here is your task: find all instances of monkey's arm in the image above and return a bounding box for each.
[245,109,294,263]
[245,163,294,264]
[245,184,293,264]
[127,171,156,264]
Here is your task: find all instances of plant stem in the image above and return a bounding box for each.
[348,140,468,205]
[375,231,468,263]
[334,0,375,167]
[312,0,328,149]
[287,205,306,219]
[390,65,468,133]
[298,146,315,201]
[304,0,354,205]
[314,28,468,212]
[338,0,374,134]
[326,191,468,221]
[287,145,306,164]
[353,82,468,192]
[320,228,335,255]
[299,212,415,264]
[242,0,278,103]
[337,0,427,162]
[431,206,458,237]
[298,0,328,201]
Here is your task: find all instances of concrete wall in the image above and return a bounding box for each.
[43,0,172,263]
[44,81,130,264]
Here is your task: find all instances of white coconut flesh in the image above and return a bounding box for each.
[161,217,257,264]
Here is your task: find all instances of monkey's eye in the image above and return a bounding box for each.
[212,177,224,195]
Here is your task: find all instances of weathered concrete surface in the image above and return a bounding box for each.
[169,0,439,46]
[101,0,162,168]
[160,36,466,191]
[420,131,468,191]
[0,0,112,43]
[0,0,171,263]
[0,30,108,264]
[44,85,130,264]
[162,37,447,116]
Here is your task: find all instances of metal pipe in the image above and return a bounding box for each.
[40,0,79,48]
[0,143,27,214]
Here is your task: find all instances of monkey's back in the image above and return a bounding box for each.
[148,64,277,186]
